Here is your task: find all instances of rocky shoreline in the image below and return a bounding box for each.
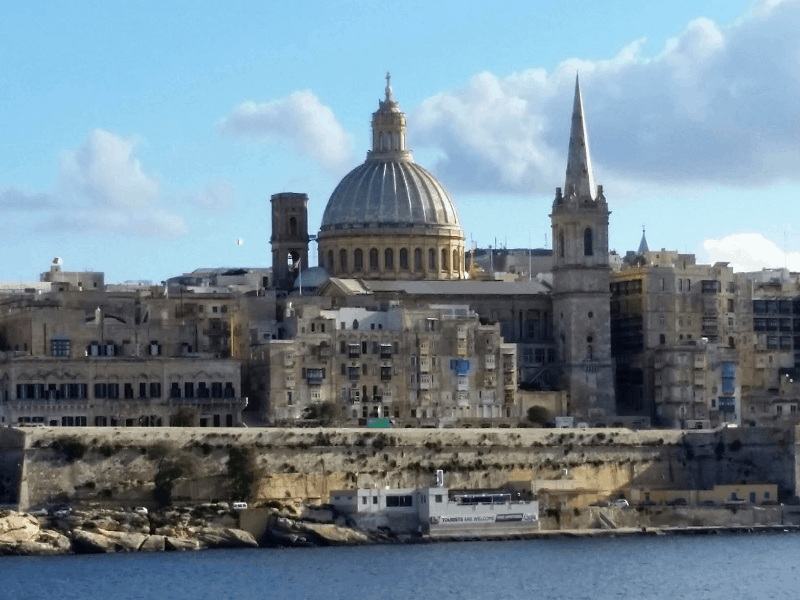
[0,502,379,556]
[3,503,799,556]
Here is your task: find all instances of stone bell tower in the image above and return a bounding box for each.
[550,75,615,419]
[270,192,309,291]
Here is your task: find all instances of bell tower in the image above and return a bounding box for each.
[550,76,615,419]
[270,192,309,291]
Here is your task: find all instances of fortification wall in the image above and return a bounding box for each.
[11,426,796,511]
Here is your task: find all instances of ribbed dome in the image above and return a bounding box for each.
[320,158,461,232]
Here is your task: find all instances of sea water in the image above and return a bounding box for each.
[2,533,798,600]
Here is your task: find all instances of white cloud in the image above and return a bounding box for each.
[0,130,188,238]
[219,91,354,172]
[60,129,158,210]
[703,233,800,272]
[412,0,800,194]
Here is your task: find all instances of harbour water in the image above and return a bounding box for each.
[2,532,798,599]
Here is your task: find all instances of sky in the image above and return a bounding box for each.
[2,0,800,283]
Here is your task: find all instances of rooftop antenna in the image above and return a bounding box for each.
[528,233,532,281]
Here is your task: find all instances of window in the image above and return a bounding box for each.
[584,228,593,256]
[386,495,413,507]
[327,251,334,271]
[51,338,70,356]
[354,249,363,270]
[429,249,436,270]
[399,248,408,269]
[659,334,666,345]
[370,248,379,269]
[339,249,347,271]
[150,382,161,398]
[384,248,394,269]
[558,230,565,258]
[184,382,194,398]
[453,249,459,272]
[414,248,422,270]
[441,248,448,271]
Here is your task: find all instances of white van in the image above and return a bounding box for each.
[232,502,248,510]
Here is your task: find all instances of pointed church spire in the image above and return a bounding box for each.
[638,226,649,253]
[564,74,596,200]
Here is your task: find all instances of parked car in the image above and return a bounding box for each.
[668,498,687,506]
[611,499,630,508]
[699,500,716,506]
[232,502,248,510]
[133,507,148,515]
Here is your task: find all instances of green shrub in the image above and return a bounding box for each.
[526,406,550,424]
[228,447,258,501]
[50,438,87,463]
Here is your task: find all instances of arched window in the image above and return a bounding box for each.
[385,248,394,269]
[586,345,593,360]
[441,248,448,271]
[453,249,459,273]
[339,249,347,271]
[369,248,379,270]
[429,249,436,270]
[289,217,297,237]
[352,320,359,330]
[559,229,565,258]
[378,132,384,151]
[414,248,422,270]
[399,248,408,269]
[327,251,333,271]
[584,228,593,256]
[354,249,363,271]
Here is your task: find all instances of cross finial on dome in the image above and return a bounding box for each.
[385,72,393,101]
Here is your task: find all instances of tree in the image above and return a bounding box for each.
[227,447,257,502]
[302,401,341,427]
[527,406,550,425]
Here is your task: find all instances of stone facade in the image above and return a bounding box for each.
[261,303,516,426]
[611,250,752,425]
[0,354,244,427]
[270,192,310,291]
[0,287,257,427]
[550,77,614,418]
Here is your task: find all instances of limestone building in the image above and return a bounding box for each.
[261,303,516,427]
[0,284,251,427]
[610,243,752,426]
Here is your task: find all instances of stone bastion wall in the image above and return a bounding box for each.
[6,426,797,511]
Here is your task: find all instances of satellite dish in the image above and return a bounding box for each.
[236,238,243,246]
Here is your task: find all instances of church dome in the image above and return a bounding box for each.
[316,75,466,281]
[320,159,460,232]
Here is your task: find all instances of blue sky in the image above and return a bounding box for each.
[2,0,799,282]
